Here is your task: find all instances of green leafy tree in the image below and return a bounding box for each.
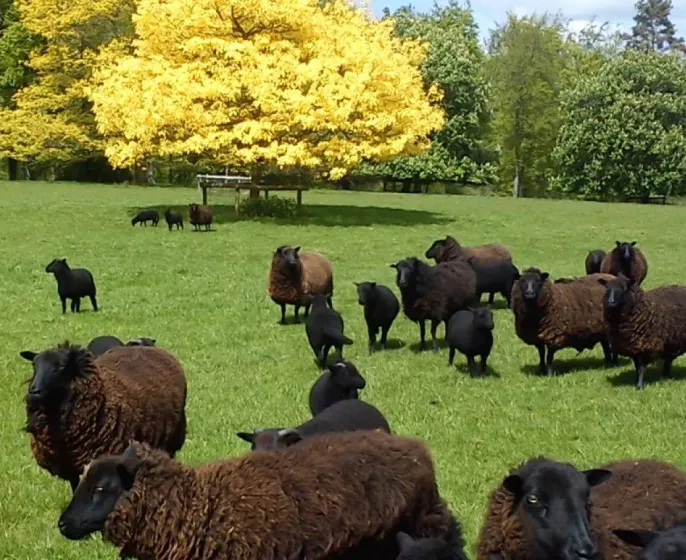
[626,0,685,53]
[552,50,686,200]
[486,14,568,197]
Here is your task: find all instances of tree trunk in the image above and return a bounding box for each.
[250,164,263,199]
[146,159,156,185]
[8,158,18,180]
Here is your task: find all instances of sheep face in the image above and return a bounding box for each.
[329,361,366,393]
[236,428,302,451]
[273,245,301,269]
[20,347,82,404]
[614,526,686,560]
[424,239,445,261]
[396,531,451,559]
[517,269,549,304]
[598,274,632,312]
[471,307,494,331]
[503,461,611,560]
[355,282,377,306]
[615,241,637,266]
[390,258,419,290]
[58,445,140,540]
[45,258,68,275]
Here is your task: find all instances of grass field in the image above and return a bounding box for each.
[2,181,686,558]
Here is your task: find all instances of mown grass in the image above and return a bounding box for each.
[2,181,686,558]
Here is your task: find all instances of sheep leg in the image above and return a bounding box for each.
[545,347,556,376]
[488,292,495,304]
[70,298,77,313]
[419,320,427,351]
[321,344,332,367]
[480,354,488,375]
[380,326,389,350]
[536,344,546,374]
[334,345,343,362]
[304,304,311,318]
[448,347,455,366]
[75,298,81,312]
[294,304,302,322]
[279,304,286,324]
[60,297,67,314]
[327,296,333,310]
[633,357,646,390]
[89,295,98,312]
[430,320,440,352]
[467,356,478,376]
[663,356,674,378]
[367,327,376,354]
[601,339,614,366]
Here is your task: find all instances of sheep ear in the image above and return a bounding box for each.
[630,241,636,246]
[396,531,415,551]
[294,246,301,253]
[503,474,523,500]
[612,529,658,549]
[584,468,612,487]
[353,281,360,287]
[369,282,376,289]
[20,351,37,361]
[390,263,398,269]
[117,444,141,490]
[540,272,549,281]
[236,432,255,444]
[61,258,67,264]
[615,241,621,247]
[277,428,303,447]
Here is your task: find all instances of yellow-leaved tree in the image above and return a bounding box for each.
[0,0,134,165]
[90,0,444,179]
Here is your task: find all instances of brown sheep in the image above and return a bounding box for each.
[600,241,648,286]
[268,245,334,323]
[188,203,212,231]
[19,342,187,492]
[58,431,467,560]
[599,273,686,389]
[425,235,512,265]
[477,457,686,560]
[511,268,617,375]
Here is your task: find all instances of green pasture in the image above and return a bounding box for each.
[1,181,685,558]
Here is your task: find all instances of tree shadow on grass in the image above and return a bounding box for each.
[520,355,630,377]
[606,363,686,388]
[127,204,451,228]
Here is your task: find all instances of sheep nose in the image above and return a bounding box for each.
[57,518,67,534]
[576,544,598,559]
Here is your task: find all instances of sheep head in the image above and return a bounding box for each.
[390,257,421,290]
[273,245,301,269]
[45,258,68,274]
[614,525,686,560]
[236,428,303,451]
[598,273,634,313]
[354,281,377,306]
[470,306,495,331]
[517,268,550,305]
[328,361,366,394]
[615,240,637,266]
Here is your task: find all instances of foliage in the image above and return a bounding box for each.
[626,0,685,53]
[88,0,444,180]
[552,50,686,200]
[486,14,568,197]
[0,1,38,105]
[238,194,299,218]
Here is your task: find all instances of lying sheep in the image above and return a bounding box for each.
[477,457,686,560]
[19,342,187,491]
[467,257,520,306]
[306,293,353,367]
[446,307,494,377]
[600,273,686,389]
[131,209,159,227]
[188,203,212,231]
[396,531,465,560]
[58,433,466,560]
[268,245,334,323]
[125,337,156,347]
[309,361,366,416]
[355,281,400,353]
[87,335,123,356]
[391,257,477,352]
[164,208,183,230]
[614,516,686,559]
[425,235,511,265]
[600,241,648,285]
[511,268,616,375]
[237,399,390,451]
[585,249,606,275]
[45,258,98,314]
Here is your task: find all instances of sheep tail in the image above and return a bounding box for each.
[325,329,353,346]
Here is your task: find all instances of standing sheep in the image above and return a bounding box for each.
[268,245,334,323]
[237,399,391,451]
[19,342,186,491]
[446,307,494,377]
[131,209,159,227]
[585,249,606,275]
[391,257,477,352]
[59,432,466,560]
[599,273,686,389]
[466,257,520,306]
[600,241,648,285]
[306,293,353,367]
[188,203,212,231]
[308,360,366,416]
[425,235,511,265]
[164,208,183,230]
[511,268,616,375]
[45,258,98,314]
[355,281,400,353]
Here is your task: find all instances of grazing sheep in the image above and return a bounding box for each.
[308,360,366,416]
[268,245,334,323]
[45,258,98,314]
[58,432,466,560]
[477,457,686,560]
[306,293,352,367]
[87,335,123,356]
[391,257,477,352]
[511,268,616,375]
[600,241,648,285]
[585,249,606,275]
[425,235,511,265]
[446,307,494,377]
[19,342,187,492]
[614,519,686,560]
[163,208,183,231]
[396,531,465,560]
[467,257,520,306]
[125,337,156,347]
[599,273,686,389]
[355,281,400,353]
[237,399,391,451]
[188,203,212,231]
[130,209,159,227]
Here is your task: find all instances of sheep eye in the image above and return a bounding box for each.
[93,486,104,494]
[526,494,539,505]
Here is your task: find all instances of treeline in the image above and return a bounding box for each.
[1,0,685,201]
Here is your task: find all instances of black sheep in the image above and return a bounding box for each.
[87,336,123,356]
[236,399,391,451]
[131,210,159,227]
[467,257,520,306]
[164,208,183,231]
[305,293,353,368]
[396,531,465,559]
[585,249,606,275]
[355,281,400,353]
[45,258,98,314]
[308,361,366,416]
[447,308,494,376]
[614,523,686,560]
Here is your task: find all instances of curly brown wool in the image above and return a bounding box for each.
[600,245,648,286]
[477,458,686,560]
[188,203,212,231]
[104,432,464,560]
[430,236,512,265]
[510,269,615,375]
[25,343,186,491]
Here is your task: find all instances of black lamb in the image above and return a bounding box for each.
[164,208,183,231]
[236,399,391,451]
[447,308,494,376]
[131,210,159,227]
[305,293,353,368]
[355,281,400,353]
[45,258,98,314]
[87,336,123,356]
[585,250,606,275]
[308,361,366,416]
[466,257,520,306]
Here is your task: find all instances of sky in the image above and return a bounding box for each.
[368,0,686,43]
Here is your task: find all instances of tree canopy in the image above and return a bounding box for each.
[626,0,685,53]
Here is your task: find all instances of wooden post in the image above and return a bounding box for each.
[297,189,302,208]
[264,190,269,200]
[235,187,241,214]
[202,186,208,205]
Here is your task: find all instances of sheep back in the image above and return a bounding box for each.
[600,247,648,285]
[268,250,333,306]
[434,236,511,264]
